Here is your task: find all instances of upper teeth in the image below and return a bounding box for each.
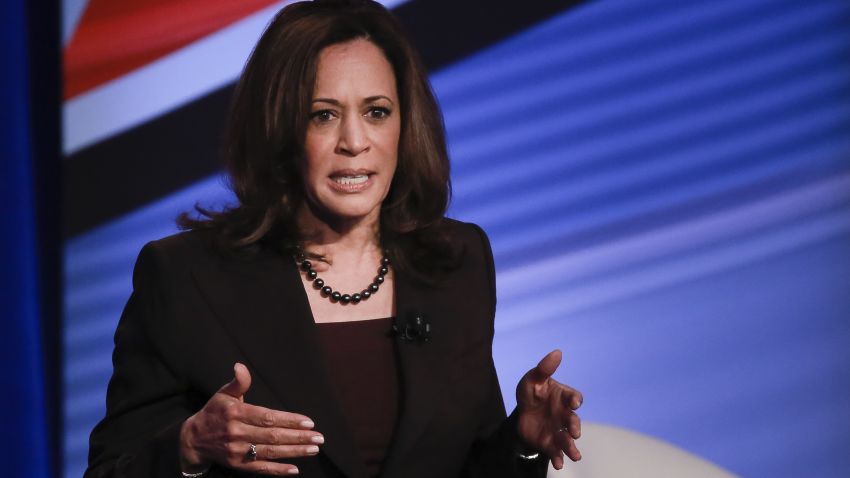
[334,175,368,185]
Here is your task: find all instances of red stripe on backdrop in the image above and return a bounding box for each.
[63,0,281,100]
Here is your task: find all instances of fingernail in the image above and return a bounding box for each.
[300,420,315,428]
[307,445,319,454]
[311,435,324,444]
[289,467,299,475]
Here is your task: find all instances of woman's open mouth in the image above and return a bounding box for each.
[332,174,369,185]
[328,169,374,193]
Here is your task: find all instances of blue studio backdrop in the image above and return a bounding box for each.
[60,1,850,477]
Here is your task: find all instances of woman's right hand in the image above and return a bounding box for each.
[179,363,323,476]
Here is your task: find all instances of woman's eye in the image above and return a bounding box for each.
[310,110,336,123]
[366,107,391,119]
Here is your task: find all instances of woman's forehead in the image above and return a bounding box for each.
[312,39,398,100]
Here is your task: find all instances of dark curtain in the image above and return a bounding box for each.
[1,0,60,476]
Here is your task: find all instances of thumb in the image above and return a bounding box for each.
[528,349,562,383]
[218,362,252,401]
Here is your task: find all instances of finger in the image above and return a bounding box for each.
[537,435,565,470]
[559,389,583,412]
[254,443,321,460]
[241,460,300,476]
[528,349,562,383]
[556,427,582,462]
[551,380,583,410]
[219,363,252,401]
[549,448,565,470]
[551,454,564,470]
[237,403,315,429]
[569,411,581,439]
[220,421,323,449]
[556,408,581,440]
[571,389,583,410]
[566,387,583,410]
[241,423,324,445]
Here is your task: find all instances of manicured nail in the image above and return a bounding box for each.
[311,435,324,444]
[300,420,314,428]
[307,446,319,454]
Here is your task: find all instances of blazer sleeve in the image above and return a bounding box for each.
[460,224,550,478]
[84,242,202,478]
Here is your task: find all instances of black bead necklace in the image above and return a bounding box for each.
[295,250,390,305]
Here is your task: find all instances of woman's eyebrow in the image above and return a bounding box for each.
[363,95,394,105]
[312,97,342,106]
[311,95,395,106]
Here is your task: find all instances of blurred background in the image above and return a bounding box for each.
[4,0,849,477]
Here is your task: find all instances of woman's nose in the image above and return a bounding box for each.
[336,115,370,156]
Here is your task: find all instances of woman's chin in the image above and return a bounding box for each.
[315,204,381,225]
[333,210,380,223]
[310,195,382,221]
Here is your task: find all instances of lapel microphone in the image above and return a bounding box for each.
[392,311,431,344]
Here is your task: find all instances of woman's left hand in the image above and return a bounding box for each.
[515,349,583,470]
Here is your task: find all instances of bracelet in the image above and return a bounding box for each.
[181,469,209,477]
[517,451,541,460]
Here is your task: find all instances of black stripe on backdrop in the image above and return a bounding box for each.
[64,0,584,238]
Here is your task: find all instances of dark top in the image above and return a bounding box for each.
[83,220,549,478]
[316,317,399,477]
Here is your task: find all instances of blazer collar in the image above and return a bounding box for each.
[191,247,448,478]
[192,249,369,478]
[379,273,443,477]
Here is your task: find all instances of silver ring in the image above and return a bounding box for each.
[247,443,258,461]
[558,426,569,433]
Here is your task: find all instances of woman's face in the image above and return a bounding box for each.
[301,39,401,224]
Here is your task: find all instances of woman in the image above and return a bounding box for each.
[84,1,582,477]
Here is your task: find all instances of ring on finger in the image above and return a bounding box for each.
[247,443,258,461]
[558,426,569,433]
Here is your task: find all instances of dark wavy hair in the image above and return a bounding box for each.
[180,0,458,280]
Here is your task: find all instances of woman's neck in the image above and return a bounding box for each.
[295,204,382,264]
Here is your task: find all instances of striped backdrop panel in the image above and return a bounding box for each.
[64,0,850,476]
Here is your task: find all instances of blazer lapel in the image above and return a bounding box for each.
[191,249,370,478]
[380,272,445,477]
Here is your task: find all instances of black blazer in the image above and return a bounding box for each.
[84,220,548,478]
